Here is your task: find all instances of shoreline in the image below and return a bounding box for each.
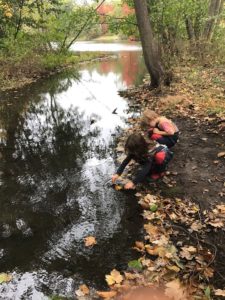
[0,53,116,93]
[91,77,225,299]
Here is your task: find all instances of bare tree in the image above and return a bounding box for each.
[133,0,164,88]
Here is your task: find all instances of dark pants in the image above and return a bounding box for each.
[150,132,179,148]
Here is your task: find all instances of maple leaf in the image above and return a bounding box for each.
[105,269,123,286]
[84,236,97,247]
[180,246,197,260]
[144,224,160,237]
[190,221,203,231]
[203,267,214,279]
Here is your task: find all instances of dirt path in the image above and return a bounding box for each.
[161,116,225,210]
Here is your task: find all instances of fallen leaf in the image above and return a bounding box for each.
[203,267,214,278]
[84,236,97,247]
[114,185,123,191]
[105,269,123,286]
[133,241,145,252]
[208,219,224,227]
[217,151,225,158]
[205,286,211,299]
[214,289,225,296]
[180,246,197,260]
[191,221,203,231]
[80,284,89,295]
[166,265,180,272]
[144,224,159,237]
[97,290,117,298]
[216,204,225,213]
[0,273,12,284]
[128,260,142,270]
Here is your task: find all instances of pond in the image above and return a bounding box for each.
[0,41,146,299]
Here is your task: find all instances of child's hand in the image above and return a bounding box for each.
[153,128,161,134]
[124,181,135,190]
[112,174,119,183]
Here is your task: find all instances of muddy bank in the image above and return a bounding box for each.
[93,85,225,300]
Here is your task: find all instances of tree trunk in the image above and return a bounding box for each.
[133,0,164,88]
[185,17,195,43]
[203,0,224,41]
[14,0,25,39]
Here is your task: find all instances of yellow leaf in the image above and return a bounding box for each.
[114,185,122,190]
[97,290,117,298]
[84,236,97,247]
[166,265,180,272]
[0,273,12,284]
[105,269,123,286]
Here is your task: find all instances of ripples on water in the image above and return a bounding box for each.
[0,42,146,299]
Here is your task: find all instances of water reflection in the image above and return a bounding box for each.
[0,45,145,298]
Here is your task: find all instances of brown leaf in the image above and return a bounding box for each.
[217,151,225,158]
[180,246,197,260]
[203,267,214,279]
[166,265,180,272]
[214,289,225,296]
[190,221,203,232]
[208,219,224,227]
[133,241,145,252]
[97,290,117,298]
[79,284,89,295]
[84,236,97,247]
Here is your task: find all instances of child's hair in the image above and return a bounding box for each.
[141,109,159,127]
[125,133,149,159]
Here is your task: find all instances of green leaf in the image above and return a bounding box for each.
[128,259,142,270]
[0,273,12,284]
[205,286,211,299]
[150,204,158,212]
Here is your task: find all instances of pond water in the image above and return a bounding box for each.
[0,41,146,299]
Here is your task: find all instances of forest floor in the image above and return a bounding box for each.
[81,63,225,300]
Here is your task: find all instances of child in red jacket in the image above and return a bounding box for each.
[112,134,173,189]
[142,109,179,148]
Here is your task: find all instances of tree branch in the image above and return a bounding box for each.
[65,0,106,50]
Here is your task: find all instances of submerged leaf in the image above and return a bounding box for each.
[0,273,12,284]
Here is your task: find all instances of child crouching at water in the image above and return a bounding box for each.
[112,134,173,190]
[142,109,179,148]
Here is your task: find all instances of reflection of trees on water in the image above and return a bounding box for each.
[0,68,111,269]
[79,52,146,87]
